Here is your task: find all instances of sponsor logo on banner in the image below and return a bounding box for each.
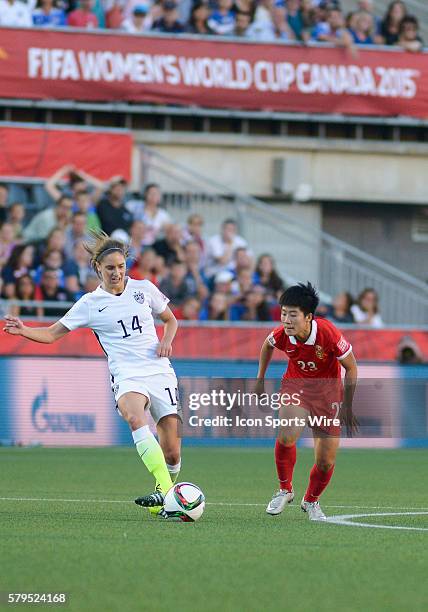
[31,382,95,433]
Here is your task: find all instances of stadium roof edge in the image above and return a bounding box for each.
[1,100,428,128]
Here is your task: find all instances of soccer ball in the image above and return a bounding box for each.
[163,482,205,522]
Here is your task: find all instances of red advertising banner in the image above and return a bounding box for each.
[0,323,427,362]
[0,126,132,180]
[0,28,427,118]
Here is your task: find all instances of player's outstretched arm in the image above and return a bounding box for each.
[340,351,359,436]
[255,336,275,394]
[3,315,70,344]
[156,306,178,358]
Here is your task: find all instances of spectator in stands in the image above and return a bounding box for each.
[22,196,73,242]
[1,244,35,298]
[122,4,152,32]
[272,1,295,41]
[183,240,209,301]
[231,286,272,321]
[129,183,171,245]
[159,260,195,306]
[45,164,105,206]
[233,246,254,276]
[44,228,66,258]
[153,223,185,265]
[0,183,9,225]
[187,1,213,34]
[6,203,25,240]
[129,247,159,283]
[183,213,206,263]
[246,0,276,40]
[83,272,101,293]
[324,291,354,324]
[22,195,73,243]
[126,220,150,262]
[74,190,102,232]
[0,223,18,269]
[234,10,252,36]
[67,0,99,28]
[0,0,32,27]
[203,291,230,321]
[206,218,247,278]
[231,267,254,300]
[379,0,407,46]
[312,6,353,48]
[153,253,168,283]
[152,0,184,33]
[34,248,65,287]
[34,268,74,317]
[300,0,318,35]
[32,0,67,26]
[97,177,133,236]
[64,212,90,261]
[397,15,423,52]
[253,253,285,300]
[351,287,384,328]
[174,296,202,321]
[348,10,375,45]
[286,0,306,41]
[63,240,93,297]
[212,269,235,304]
[207,0,236,36]
[9,274,42,318]
[356,0,382,41]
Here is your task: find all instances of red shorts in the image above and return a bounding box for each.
[280,377,343,437]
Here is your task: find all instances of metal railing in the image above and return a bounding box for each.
[140,145,428,325]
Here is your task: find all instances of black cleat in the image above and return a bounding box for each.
[134,491,165,508]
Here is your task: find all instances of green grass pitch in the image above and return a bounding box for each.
[1,447,427,612]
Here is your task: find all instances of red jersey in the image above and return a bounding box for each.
[268,318,352,380]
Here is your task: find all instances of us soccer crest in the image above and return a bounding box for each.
[133,291,145,304]
[315,345,325,360]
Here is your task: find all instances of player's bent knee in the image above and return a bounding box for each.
[278,430,298,446]
[316,460,334,472]
[126,413,146,430]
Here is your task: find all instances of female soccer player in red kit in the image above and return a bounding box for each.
[257,282,358,521]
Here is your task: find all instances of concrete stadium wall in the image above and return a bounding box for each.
[323,202,428,282]
[136,132,428,205]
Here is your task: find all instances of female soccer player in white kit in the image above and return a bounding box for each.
[4,232,181,518]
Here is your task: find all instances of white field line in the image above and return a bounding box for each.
[325,511,428,532]
[1,496,428,512]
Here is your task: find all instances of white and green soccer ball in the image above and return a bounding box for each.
[163,482,205,522]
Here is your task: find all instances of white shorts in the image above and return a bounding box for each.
[113,373,182,424]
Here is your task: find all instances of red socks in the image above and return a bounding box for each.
[304,464,335,503]
[275,439,296,492]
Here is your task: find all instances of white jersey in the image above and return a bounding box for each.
[59,278,173,385]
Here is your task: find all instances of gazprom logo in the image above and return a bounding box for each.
[31,382,96,433]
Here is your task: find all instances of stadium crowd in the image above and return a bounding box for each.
[0,0,424,52]
[0,167,384,326]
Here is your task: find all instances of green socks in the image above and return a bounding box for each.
[132,426,173,494]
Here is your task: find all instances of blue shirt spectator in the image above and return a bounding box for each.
[32,2,66,27]
[207,0,235,36]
